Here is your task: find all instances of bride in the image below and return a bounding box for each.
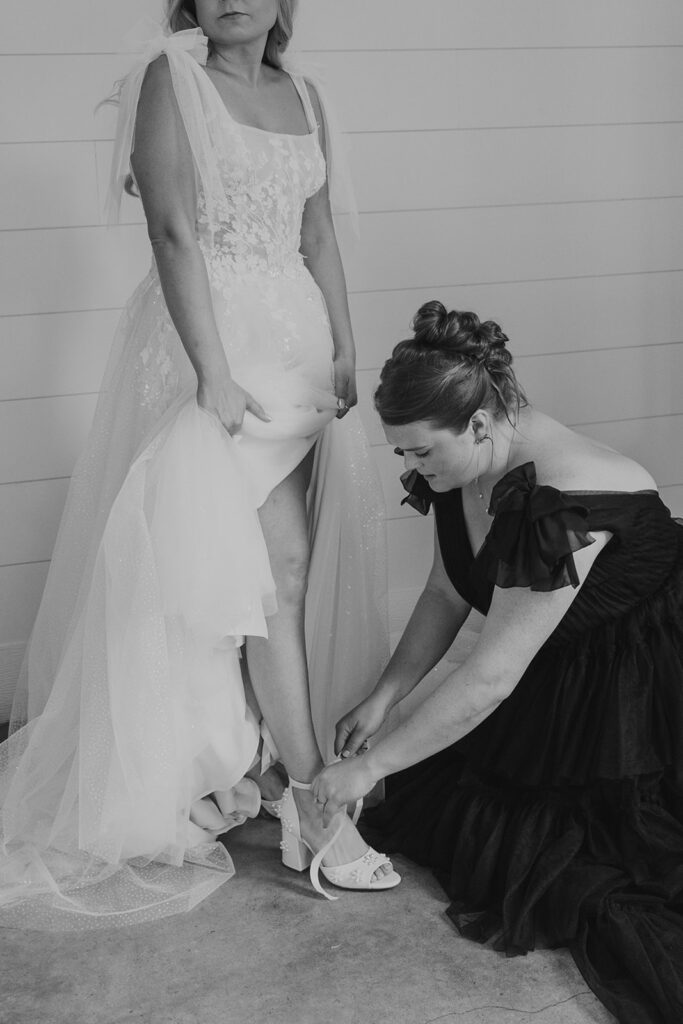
[0,0,398,928]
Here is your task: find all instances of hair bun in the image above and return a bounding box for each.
[411,301,452,346]
[412,301,510,367]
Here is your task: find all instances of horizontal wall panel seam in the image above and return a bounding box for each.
[3,341,681,404]
[0,477,70,488]
[7,194,683,234]
[349,268,683,296]
[5,45,683,57]
[4,121,683,147]
[0,306,124,319]
[1,271,681,319]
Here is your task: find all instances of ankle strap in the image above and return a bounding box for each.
[288,777,313,791]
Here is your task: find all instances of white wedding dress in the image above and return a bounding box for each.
[0,29,388,929]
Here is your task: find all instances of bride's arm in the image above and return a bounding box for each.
[335,526,471,756]
[299,84,356,415]
[131,56,268,433]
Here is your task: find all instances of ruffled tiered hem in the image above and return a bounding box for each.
[373,464,683,1022]
[365,759,683,1023]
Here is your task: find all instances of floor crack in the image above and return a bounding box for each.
[420,989,592,1023]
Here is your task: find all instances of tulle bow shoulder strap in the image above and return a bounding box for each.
[105,23,224,237]
[282,55,360,247]
[483,462,596,592]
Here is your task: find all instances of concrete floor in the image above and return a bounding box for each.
[1,817,616,1024]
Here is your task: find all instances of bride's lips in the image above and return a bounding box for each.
[220,11,247,17]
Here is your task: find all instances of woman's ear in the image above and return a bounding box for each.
[470,409,492,441]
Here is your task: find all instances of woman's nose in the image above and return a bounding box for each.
[404,451,420,471]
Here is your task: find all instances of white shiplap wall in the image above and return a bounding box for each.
[1,1,682,716]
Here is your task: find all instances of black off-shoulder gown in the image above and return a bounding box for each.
[364,462,683,1024]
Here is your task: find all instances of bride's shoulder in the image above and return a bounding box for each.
[137,54,176,112]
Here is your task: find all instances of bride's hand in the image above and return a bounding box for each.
[333,354,357,418]
[335,692,390,759]
[197,375,270,436]
[312,758,378,828]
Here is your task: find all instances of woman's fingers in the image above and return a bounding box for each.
[334,364,357,418]
[323,802,341,828]
[312,772,341,827]
[334,718,352,755]
[335,714,366,756]
[313,760,375,827]
[335,394,350,419]
[339,723,367,758]
[344,380,358,409]
[245,393,271,423]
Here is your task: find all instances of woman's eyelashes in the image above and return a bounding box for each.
[393,447,430,459]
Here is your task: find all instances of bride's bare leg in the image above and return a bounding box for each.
[246,448,391,878]
[239,659,287,804]
[246,448,322,780]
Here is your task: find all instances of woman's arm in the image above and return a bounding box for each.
[131,57,268,433]
[335,526,471,755]
[314,530,612,822]
[299,84,356,414]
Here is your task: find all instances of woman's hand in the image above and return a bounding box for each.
[311,757,379,827]
[197,375,270,436]
[333,354,357,418]
[335,691,391,758]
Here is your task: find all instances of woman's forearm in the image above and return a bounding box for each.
[374,585,470,709]
[151,233,230,384]
[302,233,355,360]
[367,662,507,781]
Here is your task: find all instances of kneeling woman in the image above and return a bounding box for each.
[313,301,683,1024]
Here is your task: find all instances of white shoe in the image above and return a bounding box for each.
[279,778,401,900]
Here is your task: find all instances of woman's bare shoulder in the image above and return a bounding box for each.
[534,435,657,493]
[141,53,173,87]
[516,411,657,493]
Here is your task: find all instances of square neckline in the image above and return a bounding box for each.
[200,65,318,139]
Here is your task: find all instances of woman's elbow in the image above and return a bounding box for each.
[300,214,336,261]
[147,221,197,259]
[471,664,519,715]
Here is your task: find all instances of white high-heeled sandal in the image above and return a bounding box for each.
[279,778,401,900]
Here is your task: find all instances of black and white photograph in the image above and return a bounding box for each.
[1,3,683,1022]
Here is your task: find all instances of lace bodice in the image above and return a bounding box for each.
[196,75,326,282]
[108,31,329,284]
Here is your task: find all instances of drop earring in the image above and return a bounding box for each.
[473,434,493,506]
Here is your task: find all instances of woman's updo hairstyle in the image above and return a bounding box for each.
[166,0,298,69]
[374,301,527,432]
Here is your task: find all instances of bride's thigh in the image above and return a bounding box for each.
[256,445,316,597]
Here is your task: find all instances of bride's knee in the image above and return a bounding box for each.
[270,544,310,607]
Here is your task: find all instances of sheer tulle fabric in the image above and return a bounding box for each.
[0,28,388,929]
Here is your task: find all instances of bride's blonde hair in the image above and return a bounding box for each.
[166,0,298,68]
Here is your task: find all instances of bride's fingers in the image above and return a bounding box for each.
[245,393,271,422]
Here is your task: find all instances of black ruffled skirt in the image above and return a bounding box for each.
[364,522,683,1024]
